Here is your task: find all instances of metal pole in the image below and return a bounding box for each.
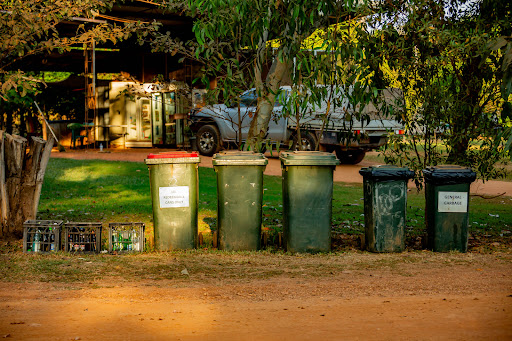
[34,101,59,143]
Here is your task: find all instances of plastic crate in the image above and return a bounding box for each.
[23,220,63,253]
[64,222,102,253]
[108,222,145,252]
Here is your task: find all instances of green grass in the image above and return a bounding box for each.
[38,159,153,249]
[35,158,512,252]
[0,157,508,285]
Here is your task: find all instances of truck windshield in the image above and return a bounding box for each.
[239,89,289,107]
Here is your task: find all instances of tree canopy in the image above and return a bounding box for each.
[348,0,512,183]
[2,0,511,182]
[2,0,144,96]
[0,0,158,134]
[153,0,369,151]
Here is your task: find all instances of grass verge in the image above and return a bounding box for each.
[0,157,509,284]
[34,158,512,251]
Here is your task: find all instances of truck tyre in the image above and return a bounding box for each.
[291,132,317,151]
[335,148,366,164]
[196,125,222,156]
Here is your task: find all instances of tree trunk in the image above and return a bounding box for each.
[446,137,470,165]
[0,132,54,239]
[5,133,27,237]
[247,99,275,151]
[247,57,289,150]
[0,132,8,231]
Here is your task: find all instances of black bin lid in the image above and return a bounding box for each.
[423,165,476,185]
[359,165,414,181]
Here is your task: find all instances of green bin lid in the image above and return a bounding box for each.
[423,165,476,185]
[359,165,414,180]
[212,151,268,166]
[145,151,201,165]
[280,151,340,166]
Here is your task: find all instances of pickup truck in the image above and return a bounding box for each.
[188,87,404,164]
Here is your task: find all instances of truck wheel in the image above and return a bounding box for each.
[291,132,317,151]
[335,149,366,164]
[196,125,222,156]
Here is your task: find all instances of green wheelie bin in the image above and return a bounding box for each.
[280,151,340,253]
[359,165,414,252]
[212,151,268,251]
[423,165,476,252]
[145,152,200,250]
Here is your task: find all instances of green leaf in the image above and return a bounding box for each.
[293,6,299,20]
[194,29,204,45]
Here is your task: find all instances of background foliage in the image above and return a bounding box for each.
[353,0,512,185]
[0,0,157,134]
[152,0,378,150]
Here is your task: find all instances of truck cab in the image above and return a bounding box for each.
[189,87,404,163]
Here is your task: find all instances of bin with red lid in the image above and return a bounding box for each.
[145,152,201,250]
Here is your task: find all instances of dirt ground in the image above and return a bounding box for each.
[1,148,508,340]
[50,147,512,197]
[0,252,511,340]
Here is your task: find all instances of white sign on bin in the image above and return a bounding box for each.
[159,186,189,208]
[438,192,468,213]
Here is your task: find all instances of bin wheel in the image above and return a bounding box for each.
[336,149,366,164]
[196,125,222,156]
[291,132,317,151]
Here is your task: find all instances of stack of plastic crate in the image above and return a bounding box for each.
[64,222,102,253]
[23,220,63,253]
[108,222,145,252]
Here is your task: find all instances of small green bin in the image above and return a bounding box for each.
[212,151,268,251]
[145,152,200,250]
[423,165,476,252]
[359,165,414,252]
[280,151,340,253]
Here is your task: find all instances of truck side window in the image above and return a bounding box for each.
[240,91,257,107]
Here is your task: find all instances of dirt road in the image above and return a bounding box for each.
[51,148,512,197]
[0,252,511,340]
